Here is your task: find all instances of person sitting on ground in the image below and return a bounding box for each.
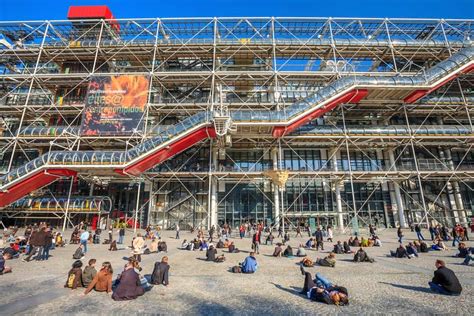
[462,247,474,265]
[273,243,283,257]
[82,259,97,288]
[456,243,469,258]
[223,239,230,248]
[283,245,294,257]
[55,233,65,247]
[406,242,419,258]
[431,240,448,251]
[112,258,145,301]
[390,244,409,258]
[151,256,170,286]
[84,262,113,295]
[300,256,314,267]
[206,244,217,261]
[109,240,118,251]
[297,244,307,257]
[333,241,344,254]
[0,253,12,275]
[216,239,224,249]
[419,241,429,253]
[199,240,209,251]
[266,232,274,245]
[299,266,349,305]
[373,236,382,247]
[352,237,360,247]
[429,259,462,295]
[413,240,421,252]
[343,241,353,254]
[360,237,369,247]
[233,252,258,274]
[228,241,239,253]
[315,252,336,267]
[305,238,314,249]
[354,247,375,263]
[73,244,85,260]
[158,240,168,252]
[3,243,19,259]
[65,260,83,289]
[348,237,354,247]
[148,237,158,253]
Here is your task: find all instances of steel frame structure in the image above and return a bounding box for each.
[0,17,473,230]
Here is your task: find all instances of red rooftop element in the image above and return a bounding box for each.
[67,6,120,32]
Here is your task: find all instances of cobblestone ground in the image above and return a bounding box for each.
[0,228,473,315]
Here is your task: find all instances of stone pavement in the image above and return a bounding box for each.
[0,228,472,315]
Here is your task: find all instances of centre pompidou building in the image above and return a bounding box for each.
[0,6,473,231]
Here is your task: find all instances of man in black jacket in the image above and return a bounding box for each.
[429,260,462,295]
[314,228,324,251]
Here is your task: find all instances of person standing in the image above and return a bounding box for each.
[41,228,53,260]
[295,226,302,238]
[118,226,125,245]
[429,260,462,295]
[80,230,90,254]
[175,223,180,240]
[252,231,260,254]
[108,225,113,243]
[397,226,403,244]
[327,226,333,243]
[429,225,436,241]
[415,224,425,241]
[315,228,324,251]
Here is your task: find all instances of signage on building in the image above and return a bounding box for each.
[81,75,149,136]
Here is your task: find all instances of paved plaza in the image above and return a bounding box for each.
[0,228,473,315]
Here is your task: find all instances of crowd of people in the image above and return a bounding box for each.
[1,219,472,305]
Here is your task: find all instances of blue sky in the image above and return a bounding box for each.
[0,0,473,20]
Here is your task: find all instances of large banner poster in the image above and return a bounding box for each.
[81,75,150,136]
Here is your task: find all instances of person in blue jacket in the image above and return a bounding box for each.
[241,252,258,273]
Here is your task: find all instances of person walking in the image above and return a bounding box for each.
[80,230,90,254]
[327,226,333,243]
[315,227,324,251]
[397,226,403,244]
[175,223,180,239]
[415,224,425,241]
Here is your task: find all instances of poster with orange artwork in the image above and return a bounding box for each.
[81,75,150,136]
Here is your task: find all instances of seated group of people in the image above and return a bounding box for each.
[65,256,170,300]
[205,244,226,263]
[179,238,215,251]
[390,240,430,259]
[347,236,381,248]
[332,241,353,254]
[272,244,301,257]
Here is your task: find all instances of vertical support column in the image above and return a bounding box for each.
[209,146,219,228]
[330,148,344,230]
[133,181,141,235]
[388,148,407,228]
[271,148,280,228]
[377,149,390,227]
[62,176,75,232]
